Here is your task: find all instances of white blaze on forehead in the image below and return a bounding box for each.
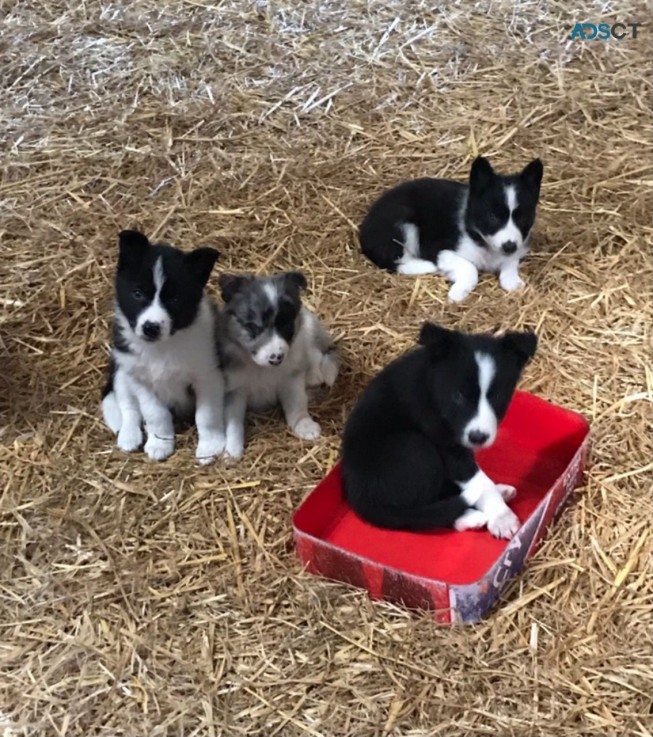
[135,256,172,339]
[485,183,523,252]
[263,281,278,305]
[476,351,495,395]
[153,256,165,293]
[463,351,498,447]
[505,184,517,212]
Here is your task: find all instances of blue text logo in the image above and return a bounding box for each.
[568,22,642,40]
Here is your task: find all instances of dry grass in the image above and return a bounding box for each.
[0,0,652,735]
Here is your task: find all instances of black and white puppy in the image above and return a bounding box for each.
[359,156,544,302]
[341,323,538,539]
[101,230,225,464]
[216,271,339,460]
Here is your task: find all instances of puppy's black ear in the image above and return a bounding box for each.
[186,247,220,287]
[502,330,538,367]
[284,271,308,292]
[118,230,149,267]
[520,158,544,195]
[418,322,456,357]
[469,156,495,194]
[217,273,249,302]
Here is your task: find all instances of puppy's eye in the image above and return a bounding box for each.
[245,322,262,337]
[453,391,465,404]
[132,289,145,300]
[168,295,180,305]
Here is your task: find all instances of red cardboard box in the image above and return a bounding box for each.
[293,391,590,624]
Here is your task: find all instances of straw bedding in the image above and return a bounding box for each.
[0,0,651,735]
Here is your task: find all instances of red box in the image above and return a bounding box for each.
[293,391,590,624]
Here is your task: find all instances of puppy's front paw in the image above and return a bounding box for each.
[499,272,525,293]
[117,425,143,453]
[454,509,488,532]
[196,432,226,465]
[487,508,520,540]
[447,283,473,303]
[496,483,517,502]
[293,417,321,441]
[144,435,174,462]
[224,439,244,463]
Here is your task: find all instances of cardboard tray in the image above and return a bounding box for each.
[293,391,590,624]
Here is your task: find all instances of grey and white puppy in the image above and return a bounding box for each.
[215,271,339,459]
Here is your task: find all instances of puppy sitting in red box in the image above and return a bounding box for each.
[341,323,537,540]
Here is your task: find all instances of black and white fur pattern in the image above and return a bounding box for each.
[101,230,225,464]
[216,271,339,460]
[341,323,538,539]
[359,156,544,302]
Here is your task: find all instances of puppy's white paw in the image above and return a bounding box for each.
[499,272,525,292]
[496,483,517,502]
[196,432,226,465]
[454,509,488,532]
[117,425,143,453]
[224,439,244,463]
[144,435,174,462]
[293,417,321,441]
[447,283,473,303]
[487,508,520,540]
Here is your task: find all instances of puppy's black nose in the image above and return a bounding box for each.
[502,241,518,255]
[142,321,161,340]
[468,430,489,447]
[268,354,284,366]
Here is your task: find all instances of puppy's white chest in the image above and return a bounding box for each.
[455,234,510,273]
[227,364,285,410]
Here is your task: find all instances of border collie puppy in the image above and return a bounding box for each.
[341,323,538,539]
[359,156,544,302]
[216,271,339,460]
[101,230,225,464]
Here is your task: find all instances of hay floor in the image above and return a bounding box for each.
[1,1,651,735]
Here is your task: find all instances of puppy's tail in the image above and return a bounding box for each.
[313,346,339,388]
[348,494,470,532]
[359,200,413,273]
[101,360,122,434]
[305,312,340,388]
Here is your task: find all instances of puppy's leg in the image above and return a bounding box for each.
[280,374,321,441]
[194,372,226,465]
[136,385,175,461]
[114,372,143,452]
[495,483,517,501]
[459,469,520,540]
[224,390,247,460]
[437,250,479,302]
[396,257,438,275]
[454,508,489,531]
[499,259,525,292]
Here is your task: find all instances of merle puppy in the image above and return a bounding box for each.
[216,271,339,460]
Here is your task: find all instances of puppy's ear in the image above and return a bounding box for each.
[217,273,249,302]
[418,322,456,357]
[469,156,495,194]
[186,247,220,287]
[502,330,538,367]
[520,158,544,195]
[118,230,149,267]
[284,271,308,292]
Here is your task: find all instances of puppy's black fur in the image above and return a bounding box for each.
[341,323,537,531]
